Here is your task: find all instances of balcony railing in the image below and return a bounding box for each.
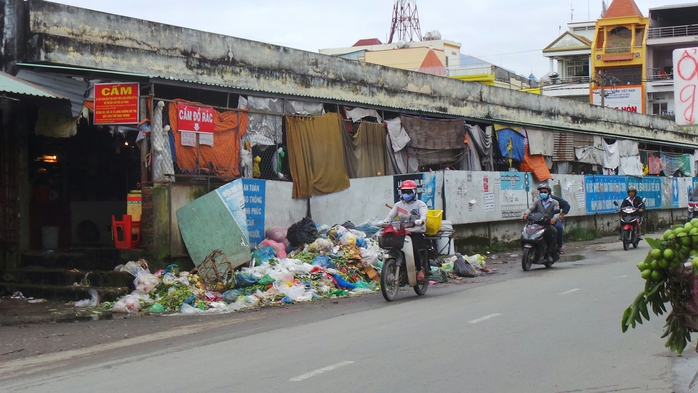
[546,75,591,84]
[648,24,698,39]
[605,46,633,54]
[647,68,674,81]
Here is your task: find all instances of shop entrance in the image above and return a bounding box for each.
[28,119,141,250]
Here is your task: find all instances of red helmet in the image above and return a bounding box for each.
[401,180,418,190]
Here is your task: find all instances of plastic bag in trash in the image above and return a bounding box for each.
[429,266,449,283]
[259,239,287,259]
[330,273,356,290]
[257,274,275,286]
[148,303,165,313]
[134,272,159,294]
[467,255,486,270]
[74,289,100,308]
[360,248,380,268]
[252,246,277,266]
[286,217,318,246]
[453,253,478,277]
[180,303,204,314]
[112,294,142,313]
[235,273,260,288]
[341,221,356,230]
[354,221,381,237]
[222,289,242,303]
[265,227,289,245]
[311,254,335,269]
[307,238,334,253]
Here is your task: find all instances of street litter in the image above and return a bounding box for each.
[73,289,100,308]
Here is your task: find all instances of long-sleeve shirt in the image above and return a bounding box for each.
[383,199,428,233]
[524,198,560,221]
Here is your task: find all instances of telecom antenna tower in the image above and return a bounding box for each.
[388,0,422,43]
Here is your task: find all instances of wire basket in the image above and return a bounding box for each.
[191,249,233,291]
[379,234,406,249]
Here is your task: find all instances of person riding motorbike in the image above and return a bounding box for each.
[522,183,560,264]
[382,180,428,281]
[550,193,571,255]
[619,186,645,238]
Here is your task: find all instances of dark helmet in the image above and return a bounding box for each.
[537,182,551,193]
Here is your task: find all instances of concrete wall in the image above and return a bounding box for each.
[17,0,698,148]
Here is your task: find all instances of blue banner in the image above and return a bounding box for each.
[627,177,662,209]
[215,179,249,241]
[673,178,680,209]
[241,179,266,248]
[584,175,627,214]
[393,173,438,209]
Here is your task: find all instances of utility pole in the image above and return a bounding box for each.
[592,70,617,107]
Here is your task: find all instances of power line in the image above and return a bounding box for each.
[474,49,544,58]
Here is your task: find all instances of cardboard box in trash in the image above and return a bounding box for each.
[176,179,252,269]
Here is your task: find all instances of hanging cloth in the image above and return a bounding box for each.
[525,127,555,156]
[286,113,350,198]
[465,124,493,171]
[602,140,620,170]
[618,156,643,177]
[520,145,552,181]
[496,128,525,162]
[384,117,411,152]
[342,121,388,178]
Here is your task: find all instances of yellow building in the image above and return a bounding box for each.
[590,0,648,113]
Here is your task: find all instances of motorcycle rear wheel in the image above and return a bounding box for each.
[381,258,400,301]
[522,248,534,271]
[414,272,428,296]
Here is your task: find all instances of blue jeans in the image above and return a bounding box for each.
[554,220,564,249]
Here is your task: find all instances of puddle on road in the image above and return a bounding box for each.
[556,255,585,263]
[55,313,114,323]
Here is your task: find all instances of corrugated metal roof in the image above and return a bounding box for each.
[0,71,65,99]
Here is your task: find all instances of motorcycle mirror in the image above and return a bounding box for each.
[642,198,647,203]
[613,201,619,206]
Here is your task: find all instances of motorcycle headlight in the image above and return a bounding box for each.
[532,229,545,240]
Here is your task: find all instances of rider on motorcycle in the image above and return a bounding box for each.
[619,186,645,237]
[382,180,428,281]
[522,183,560,264]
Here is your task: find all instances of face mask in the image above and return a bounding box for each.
[540,193,549,200]
[402,192,414,201]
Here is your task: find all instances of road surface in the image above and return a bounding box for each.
[2,241,697,392]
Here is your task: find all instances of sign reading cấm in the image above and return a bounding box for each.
[93,82,140,125]
[177,103,215,133]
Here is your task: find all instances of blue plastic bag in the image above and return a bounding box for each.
[311,254,335,269]
[252,247,277,266]
[330,273,356,290]
[222,289,242,303]
[235,273,259,288]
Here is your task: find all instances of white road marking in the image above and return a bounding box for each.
[560,288,581,295]
[290,361,355,382]
[468,313,502,324]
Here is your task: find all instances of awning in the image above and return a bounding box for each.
[0,71,66,99]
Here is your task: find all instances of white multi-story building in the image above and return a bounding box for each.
[541,21,594,102]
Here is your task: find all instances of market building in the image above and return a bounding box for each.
[0,0,697,299]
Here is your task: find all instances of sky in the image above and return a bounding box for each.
[52,0,687,78]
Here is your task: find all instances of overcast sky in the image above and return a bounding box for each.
[53,0,685,78]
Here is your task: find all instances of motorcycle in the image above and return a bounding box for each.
[613,200,642,251]
[378,222,429,301]
[520,212,559,271]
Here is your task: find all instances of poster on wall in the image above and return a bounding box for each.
[628,177,663,210]
[584,175,627,214]
[673,48,698,126]
[93,82,140,125]
[215,180,250,241]
[241,179,266,248]
[177,103,215,133]
[393,173,439,209]
[499,172,530,220]
[591,85,644,114]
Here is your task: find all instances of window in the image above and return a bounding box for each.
[634,28,645,47]
[652,102,668,115]
[566,61,589,77]
[595,29,605,49]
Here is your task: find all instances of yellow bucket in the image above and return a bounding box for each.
[425,210,443,235]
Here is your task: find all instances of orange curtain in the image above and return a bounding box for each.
[286,113,350,199]
[520,145,552,182]
[168,100,248,178]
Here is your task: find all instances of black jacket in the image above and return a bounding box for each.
[551,195,571,215]
[620,196,645,215]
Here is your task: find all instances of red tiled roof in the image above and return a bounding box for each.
[603,0,644,18]
[353,38,382,47]
[420,49,444,68]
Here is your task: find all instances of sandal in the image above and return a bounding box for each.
[416,271,425,281]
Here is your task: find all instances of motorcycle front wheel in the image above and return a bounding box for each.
[381,258,400,301]
[622,230,630,251]
[522,248,534,271]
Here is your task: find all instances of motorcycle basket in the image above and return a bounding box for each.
[379,234,406,249]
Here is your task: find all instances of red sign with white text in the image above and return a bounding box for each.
[177,103,215,133]
[94,82,140,124]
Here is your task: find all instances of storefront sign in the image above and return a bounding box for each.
[93,82,140,125]
[591,85,644,114]
[627,177,662,209]
[674,48,698,126]
[177,103,215,133]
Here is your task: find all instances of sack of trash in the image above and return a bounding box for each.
[453,253,478,277]
[286,217,318,246]
[429,266,449,283]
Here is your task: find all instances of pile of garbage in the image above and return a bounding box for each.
[98,218,490,315]
[99,220,385,315]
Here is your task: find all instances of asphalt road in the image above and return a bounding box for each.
[3,240,698,393]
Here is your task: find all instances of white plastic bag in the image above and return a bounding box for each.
[134,272,159,294]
